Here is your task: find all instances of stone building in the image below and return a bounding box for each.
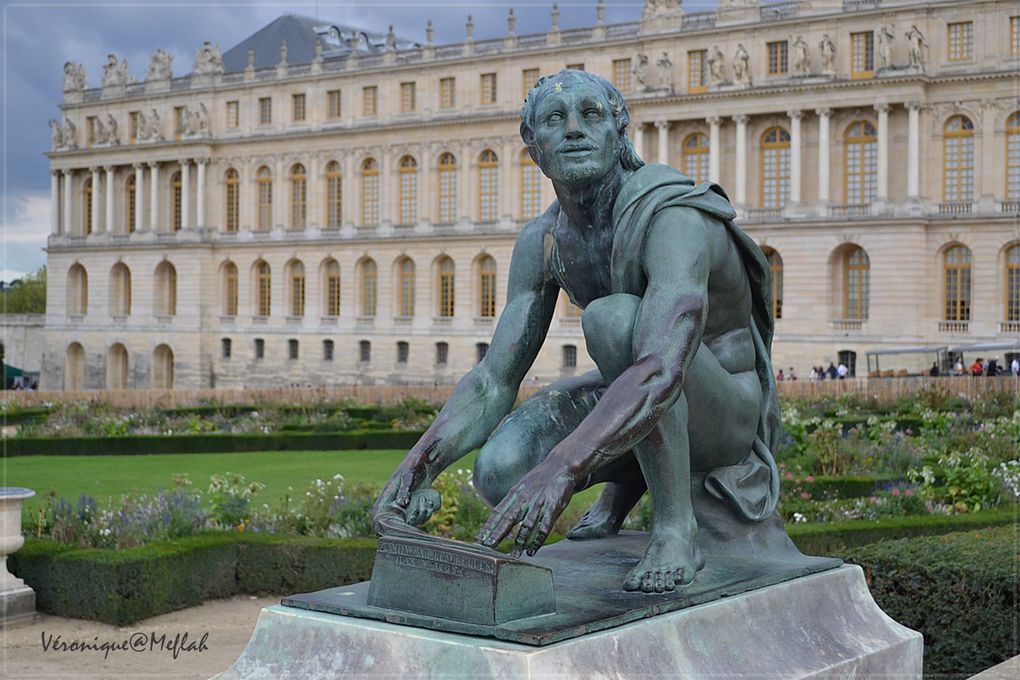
[42,0,1020,390]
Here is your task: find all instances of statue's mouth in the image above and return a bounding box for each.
[559,145,597,157]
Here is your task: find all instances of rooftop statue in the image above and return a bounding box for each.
[146,48,173,82]
[373,69,786,593]
[193,41,224,77]
[101,54,130,88]
[62,61,86,94]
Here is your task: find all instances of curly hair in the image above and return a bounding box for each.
[519,69,644,172]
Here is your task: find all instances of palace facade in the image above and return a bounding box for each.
[42,0,1020,390]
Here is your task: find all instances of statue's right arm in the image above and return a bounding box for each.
[373,210,560,527]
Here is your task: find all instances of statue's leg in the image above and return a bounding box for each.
[582,294,703,592]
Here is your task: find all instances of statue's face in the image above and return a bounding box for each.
[532,81,621,189]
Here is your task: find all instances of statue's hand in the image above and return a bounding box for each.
[477,461,576,557]
[371,446,437,535]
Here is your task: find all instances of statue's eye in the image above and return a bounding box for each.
[547,112,564,123]
[584,109,601,120]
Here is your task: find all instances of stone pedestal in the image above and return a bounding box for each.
[217,565,921,679]
[0,487,37,627]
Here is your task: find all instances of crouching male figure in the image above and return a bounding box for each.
[373,70,781,593]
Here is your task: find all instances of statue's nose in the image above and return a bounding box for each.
[565,111,585,138]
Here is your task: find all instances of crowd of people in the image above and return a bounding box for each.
[779,356,1019,382]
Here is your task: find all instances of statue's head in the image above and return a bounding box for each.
[520,69,642,188]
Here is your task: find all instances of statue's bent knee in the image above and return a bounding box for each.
[582,294,641,379]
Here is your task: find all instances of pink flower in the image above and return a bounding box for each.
[800,492,810,500]
[891,488,901,497]
[869,496,878,504]
[805,475,815,483]
[904,489,914,497]
[785,472,795,480]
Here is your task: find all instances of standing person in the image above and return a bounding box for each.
[836,362,848,379]
[969,358,984,377]
[788,367,797,381]
[986,358,998,377]
[827,362,838,380]
[776,369,785,382]
[955,358,965,376]
[929,362,940,377]
[809,366,819,381]
[1011,357,1019,377]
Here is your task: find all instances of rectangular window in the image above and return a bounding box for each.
[688,50,707,93]
[221,338,232,359]
[480,73,497,104]
[359,340,371,363]
[562,345,577,369]
[612,59,632,92]
[400,82,416,113]
[439,77,455,109]
[327,90,342,118]
[363,86,377,116]
[767,41,789,75]
[86,116,97,147]
[292,93,306,122]
[522,68,539,97]
[323,339,334,361]
[851,32,875,78]
[566,63,584,71]
[173,106,185,139]
[226,101,239,128]
[128,111,139,143]
[259,97,272,125]
[948,21,973,61]
[254,338,265,360]
[397,341,409,364]
[288,339,299,360]
[1012,17,1020,56]
[435,342,448,366]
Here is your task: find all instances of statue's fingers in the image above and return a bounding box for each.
[395,467,420,507]
[478,490,521,546]
[512,502,542,557]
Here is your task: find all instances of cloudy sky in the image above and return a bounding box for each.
[2,0,718,282]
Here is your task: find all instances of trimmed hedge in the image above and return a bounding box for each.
[845,526,1018,677]
[4,429,425,456]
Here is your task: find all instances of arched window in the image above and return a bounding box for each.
[323,259,341,317]
[256,166,272,231]
[288,260,305,317]
[438,152,457,224]
[478,150,499,221]
[761,247,783,320]
[478,255,496,318]
[171,171,182,232]
[254,260,271,317]
[681,133,710,184]
[110,263,131,316]
[520,149,543,221]
[224,168,239,232]
[844,121,877,205]
[359,258,377,318]
[107,343,128,390]
[65,342,85,391]
[398,155,418,226]
[437,256,455,318]
[760,127,791,209]
[82,177,93,235]
[943,115,974,203]
[126,175,136,234]
[154,261,177,316]
[67,264,88,316]
[1006,244,1020,324]
[396,257,415,318]
[222,261,238,316]
[943,245,972,322]
[325,161,342,228]
[289,163,307,229]
[361,157,379,226]
[843,246,870,320]
[1007,112,1020,200]
[152,344,174,389]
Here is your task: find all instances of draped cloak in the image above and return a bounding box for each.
[609,164,781,522]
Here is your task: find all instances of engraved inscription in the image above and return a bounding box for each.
[378,540,496,575]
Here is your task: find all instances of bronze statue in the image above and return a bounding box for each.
[373,69,780,594]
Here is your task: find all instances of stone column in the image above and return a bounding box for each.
[149,161,160,232]
[816,108,831,207]
[656,120,670,165]
[978,100,996,208]
[50,172,61,235]
[707,116,721,183]
[907,102,921,199]
[62,170,73,236]
[104,165,115,234]
[733,115,748,207]
[134,163,146,232]
[633,123,644,162]
[196,158,207,228]
[90,167,101,234]
[875,103,890,202]
[501,140,514,223]
[788,110,802,206]
[181,159,191,229]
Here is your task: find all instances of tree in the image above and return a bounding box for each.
[2,266,46,313]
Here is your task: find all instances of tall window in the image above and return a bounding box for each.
[67,264,88,316]
[108,344,129,390]
[155,261,177,316]
[289,260,305,317]
[221,338,232,359]
[324,259,341,317]
[681,133,710,184]
[1007,112,1020,200]
[520,150,543,220]
[761,127,791,209]
[128,111,139,143]
[65,343,85,390]
[947,21,973,61]
[254,338,265,360]
[943,115,974,203]
[126,175,136,233]
[850,32,875,78]
[86,116,97,147]
[843,247,870,320]
[437,256,455,317]
[110,263,131,316]
[173,107,185,139]
[478,256,496,318]
[224,168,239,232]
[480,73,497,104]
[226,100,239,128]
[1006,244,1020,323]
[360,259,377,318]
[944,245,972,322]
[152,345,174,389]
[767,41,788,75]
[1012,17,1020,56]
[400,82,416,113]
[398,258,415,318]
[522,68,539,97]
[762,247,783,320]
[171,171,182,232]
[363,86,377,116]
[435,342,449,366]
[359,340,372,363]
[327,90,342,119]
[476,342,489,363]
[292,93,306,122]
[478,150,499,221]
[439,77,455,109]
[845,121,878,204]
[688,50,707,93]
[255,260,271,317]
[83,178,93,235]
[562,345,577,370]
[361,158,379,225]
[289,163,307,229]
[612,59,632,92]
[325,161,342,228]
[438,153,457,223]
[256,166,272,231]
[222,261,238,316]
[323,339,334,361]
[399,155,418,225]
[259,97,272,125]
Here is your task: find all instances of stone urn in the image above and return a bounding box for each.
[0,487,36,626]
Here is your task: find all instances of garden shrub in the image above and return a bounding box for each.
[235,535,376,594]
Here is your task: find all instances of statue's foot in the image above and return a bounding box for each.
[622,531,704,593]
[566,479,645,540]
